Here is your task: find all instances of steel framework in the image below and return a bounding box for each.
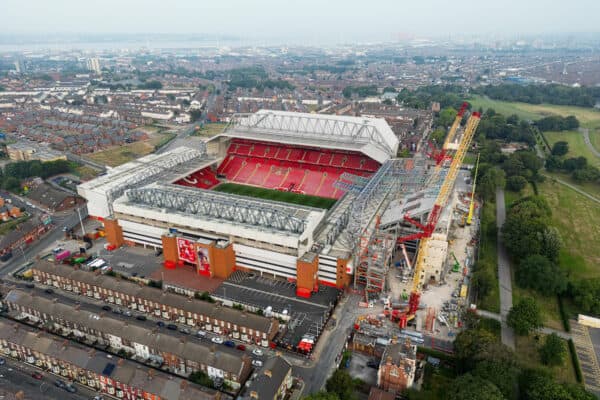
[105,146,206,215]
[126,184,309,234]
[227,111,396,157]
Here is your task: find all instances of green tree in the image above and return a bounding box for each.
[303,392,340,400]
[437,107,458,128]
[325,370,356,400]
[507,297,543,336]
[446,373,504,400]
[552,141,569,156]
[519,369,595,400]
[430,127,446,144]
[477,166,506,201]
[502,196,553,260]
[473,359,520,400]
[539,333,566,366]
[506,175,528,192]
[453,328,497,371]
[516,255,566,295]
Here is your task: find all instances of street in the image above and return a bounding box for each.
[0,206,88,276]
[0,357,99,400]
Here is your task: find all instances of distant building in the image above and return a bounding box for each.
[26,183,84,212]
[377,340,417,393]
[6,142,67,162]
[86,58,101,75]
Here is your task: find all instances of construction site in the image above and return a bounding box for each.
[348,103,482,349]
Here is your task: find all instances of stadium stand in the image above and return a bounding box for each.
[175,166,220,189]
[215,139,380,199]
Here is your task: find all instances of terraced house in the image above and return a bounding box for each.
[31,260,278,346]
[0,319,224,400]
[2,288,252,389]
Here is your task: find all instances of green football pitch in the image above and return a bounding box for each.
[213,182,337,209]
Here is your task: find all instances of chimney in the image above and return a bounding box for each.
[250,391,259,399]
[264,370,272,378]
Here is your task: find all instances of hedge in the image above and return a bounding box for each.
[557,295,571,332]
[417,346,455,362]
[568,339,583,383]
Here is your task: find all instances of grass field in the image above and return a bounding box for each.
[88,134,176,167]
[73,165,101,181]
[468,95,542,121]
[514,334,577,384]
[539,179,600,278]
[475,199,500,313]
[213,182,337,209]
[192,123,228,137]
[544,130,600,168]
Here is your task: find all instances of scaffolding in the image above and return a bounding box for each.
[350,158,429,295]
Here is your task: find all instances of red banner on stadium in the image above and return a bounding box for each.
[177,237,196,264]
[195,243,211,276]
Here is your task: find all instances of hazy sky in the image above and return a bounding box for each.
[3,0,600,41]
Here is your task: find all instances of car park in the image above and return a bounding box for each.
[211,337,223,344]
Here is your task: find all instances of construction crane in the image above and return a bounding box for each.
[450,252,461,273]
[466,153,480,225]
[396,111,481,327]
[426,102,469,166]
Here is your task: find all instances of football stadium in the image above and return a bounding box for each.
[78,110,417,296]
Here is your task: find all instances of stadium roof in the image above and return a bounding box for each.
[216,110,399,163]
[114,183,326,249]
[77,145,217,217]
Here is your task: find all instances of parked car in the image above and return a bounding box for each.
[0,358,4,365]
[211,337,223,344]
[196,330,207,337]
[54,379,66,388]
[223,340,235,348]
[236,344,246,351]
[167,324,178,331]
[136,315,147,321]
[45,288,54,294]
[101,305,111,312]
[65,384,77,393]
[123,310,132,317]
[179,327,190,334]
[252,360,263,367]
[252,348,263,356]
[367,360,379,369]
[31,372,43,380]
[156,321,165,328]
[25,283,35,289]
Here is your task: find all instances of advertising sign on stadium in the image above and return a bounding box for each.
[196,244,211,276]
[177,237,196,264]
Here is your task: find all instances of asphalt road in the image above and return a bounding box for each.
[581,127,600,158]
[293,295,361,394]
[0,206,88,276]
[496,188,515,349]
[0,357,99,400]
